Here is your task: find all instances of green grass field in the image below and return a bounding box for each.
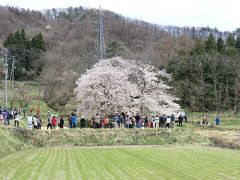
[0,146,239,180]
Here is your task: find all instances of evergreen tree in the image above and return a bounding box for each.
[235,36,240,49]
[4,29,47,80]
[205,33,217,51]
[191,40,205,55]
[14,30,25,45]
[31,33,46,51]
[3,33,14,47]
[217,37,224,52]
[106,41,123,58]
[226,34,236,47]
[4,29,27,47]
[20,29,28,47]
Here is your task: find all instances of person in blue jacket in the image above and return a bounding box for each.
[215,116,220,125]
[71,113,77,128]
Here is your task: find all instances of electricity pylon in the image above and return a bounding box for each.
[97,6,106,60]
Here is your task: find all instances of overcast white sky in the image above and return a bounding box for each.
[0,0,239,31]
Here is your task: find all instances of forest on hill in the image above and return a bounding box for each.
[0,6,240,113]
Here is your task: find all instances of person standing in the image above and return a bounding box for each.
[171,114,175,123]
[11,108,14,120]
[80,116,86,128]
[14,114,20,127]
[94,113,100,128]
[170,114,175,127]
[162,114,167,128]
[71,113,77,128]
[166,116,171,128]
[29,106,34,116]
[113,114,119,128]
[36,106,40,115]
[147,115,152,128]
[5,111,11,125]
[47,115,52,130]
[202,115,208,125]
[51,115,57,129]
[216,116,220,125]
[178,115,183,127]
[125,115,131,128]
[33,116,38,129]
[118,115,124,128]
[152,115,159,128]
[102,116,109,128]
[22,107,26,118]
[121,111,126,122]
[3,112,7,125]
[131,117,135,128]
[59,116,64,129]
[37,115,42,129]
[135,113,141,128]
[144,115,148,128]
[108,115,114,129]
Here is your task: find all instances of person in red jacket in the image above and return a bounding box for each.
[36,106,40,115]
[29,106,34,115]
[51,115,57,129]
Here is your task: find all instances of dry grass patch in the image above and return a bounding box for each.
[196,128,240,149]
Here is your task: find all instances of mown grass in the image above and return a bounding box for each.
[0,146,239,180]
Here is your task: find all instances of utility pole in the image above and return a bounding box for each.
[98,6,106,60]
[3,49,8,109]
[0,48,10,108]
[10,56,15,89]
[4,55,8,109]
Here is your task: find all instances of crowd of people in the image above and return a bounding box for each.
[44,112,187,129]
[196,115,220,126]
[87,113,187,129]
[0,106,193,129]
[1,106,222,129]
[0,106,22,127]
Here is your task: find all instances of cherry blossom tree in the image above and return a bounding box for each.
[75,57,180,117]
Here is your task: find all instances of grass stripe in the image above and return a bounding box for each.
[0,146,240,179]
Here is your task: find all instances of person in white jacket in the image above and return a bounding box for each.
[33,116,38,129]
[166,116,171,128]
[14,114,20,127]
[152,115,159,128]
